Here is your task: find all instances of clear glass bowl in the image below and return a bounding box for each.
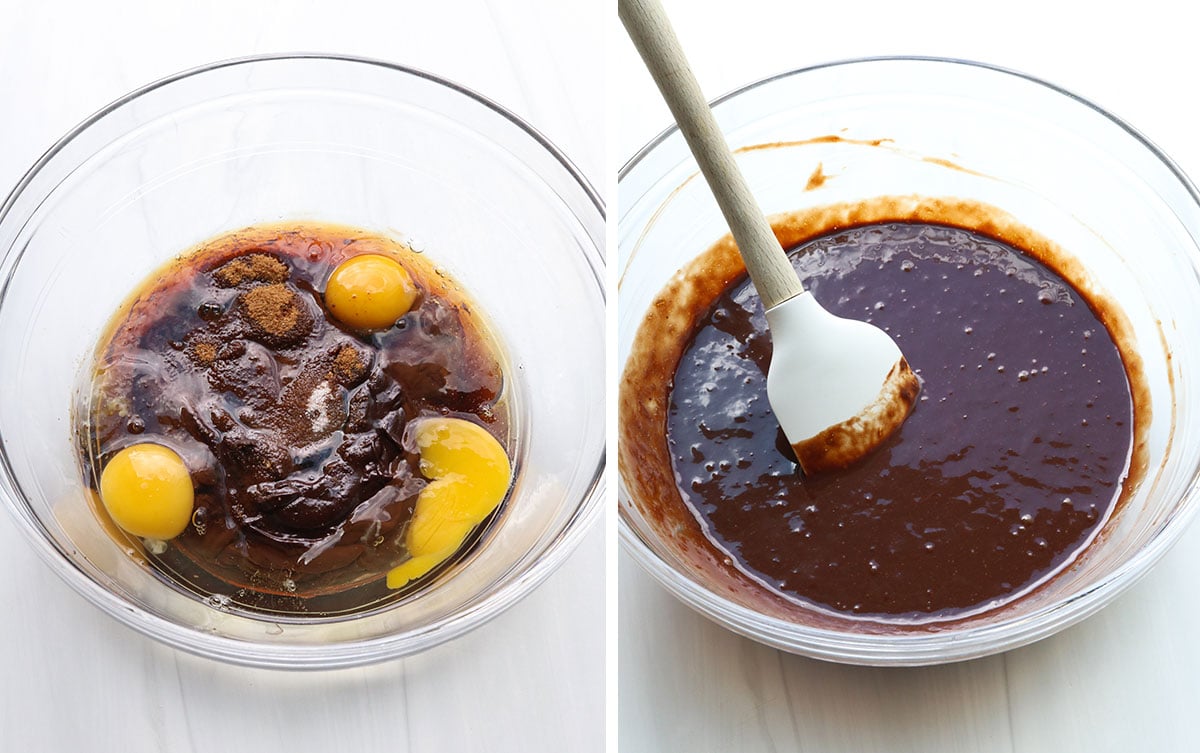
[0,54,605,669]
[618,57,1200,665]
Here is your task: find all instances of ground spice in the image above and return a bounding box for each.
[333,345,367,384]
[241,284,306,338]
[214,253,289,287]
[192,341,218,365]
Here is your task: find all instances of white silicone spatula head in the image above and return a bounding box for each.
[764,293,920,473]
[620,0,921,474]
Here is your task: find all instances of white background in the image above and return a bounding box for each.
[0,2,604,752]
[616,1,1200,751]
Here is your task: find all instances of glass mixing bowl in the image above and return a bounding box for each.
[0,54,605,669]
[618,57,1200,665]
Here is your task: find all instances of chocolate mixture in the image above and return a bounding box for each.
[79,224,507,615]
[619,197,1148,627]
[666,222,1132,620]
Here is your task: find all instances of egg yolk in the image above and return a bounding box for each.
[386,417,512,589]
[324,254,418,331]
[99,443,195,540]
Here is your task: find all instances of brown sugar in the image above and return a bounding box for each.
[214,254,290,287]
[241,283,306,338]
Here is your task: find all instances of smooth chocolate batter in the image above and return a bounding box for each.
[664,222,1133,621]
[78,224,508,615]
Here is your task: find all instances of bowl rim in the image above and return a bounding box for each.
[0,52,607,670]
[5,51,604,227]
[620,54,1199,194]
[617,55,1200,665]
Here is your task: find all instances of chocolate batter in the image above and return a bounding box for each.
[666,222,1131,620]
[78,224,508,615]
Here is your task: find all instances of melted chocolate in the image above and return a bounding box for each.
[79,224,507,615]
[666,223,1132,620]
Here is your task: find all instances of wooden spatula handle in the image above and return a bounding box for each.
[620,0,804,310]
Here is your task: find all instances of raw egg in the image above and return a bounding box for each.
[99,443,194,540]
[324,254,418,330]
[387,417,512,589]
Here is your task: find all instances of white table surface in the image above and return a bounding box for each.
[0,2,604,752]
[616,1,1200,751]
